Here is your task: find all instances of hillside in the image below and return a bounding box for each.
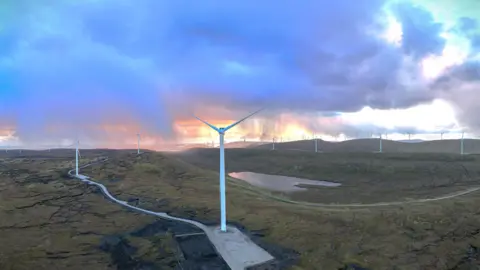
[252,138,480,154]
[5,148,480,269]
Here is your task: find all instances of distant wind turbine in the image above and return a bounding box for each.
[272,137,275,150]
[461,132,465,155]
[137,133,141,154]
[194,108,263,232]
[379,134,383,153]
[314,136,318,153]
[441,132,444,140]
[75,139,81,176]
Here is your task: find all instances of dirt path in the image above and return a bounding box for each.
[228,179,480,208]
[70,157,275,270]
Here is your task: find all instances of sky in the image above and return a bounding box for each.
[0,0,479,149]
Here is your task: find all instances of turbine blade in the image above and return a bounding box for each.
[225,108,264,131]
[194,116,219,132]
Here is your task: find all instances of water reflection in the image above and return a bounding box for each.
[229,172,341,192]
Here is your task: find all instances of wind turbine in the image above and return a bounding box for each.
[75,139,81,176]
[441,132,444,140]
[272,137,275,150]
[461,131,465,155]
[314,136,318,153]
[379,134,383,153]
[137,133,141,154]
[195,108,263,232]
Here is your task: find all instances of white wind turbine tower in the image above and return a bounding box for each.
[195,108,263,232]
[136,133,141,154]
[314,134,318,153]
[75,139,81,176]
[379,133,383,153]
[461,131,465,155]
[272,137,275,150]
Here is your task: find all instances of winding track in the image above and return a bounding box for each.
[67,157,274,270]
[66,155,480,269]
[232,181,480,208]
[67,157,207,228]
[70,156,480,209]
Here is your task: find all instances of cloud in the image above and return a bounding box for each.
[390,2,446,59]
[433,61,480,132]
[430,16,480,132]
[0,0,465,145]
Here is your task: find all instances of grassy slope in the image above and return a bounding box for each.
[0,151,178,270]
[81,150,480,269]
[253,138,480,154]
[175,148,480,204]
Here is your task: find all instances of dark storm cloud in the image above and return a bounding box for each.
[458,17,478,32]
[434,61,480,88]
[433,60,480,132]
[390,2,446,59]
[0,0,452,143]
[453,17,480,52]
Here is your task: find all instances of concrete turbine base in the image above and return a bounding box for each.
[71,169,276,269]
[206,225,276,270]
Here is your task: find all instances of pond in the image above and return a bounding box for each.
[228,171,341,192]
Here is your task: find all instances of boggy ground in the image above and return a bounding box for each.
[81,150,480,269]
[0,151,229,270]
[252,138,480,154]
[175,148,480,204]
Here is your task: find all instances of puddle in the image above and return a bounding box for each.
[229,172,341,192]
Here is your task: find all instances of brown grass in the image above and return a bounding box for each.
[79,149,480,269]
[253,138,480,154]
[175,148,480,204]
[0,150,176,270]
